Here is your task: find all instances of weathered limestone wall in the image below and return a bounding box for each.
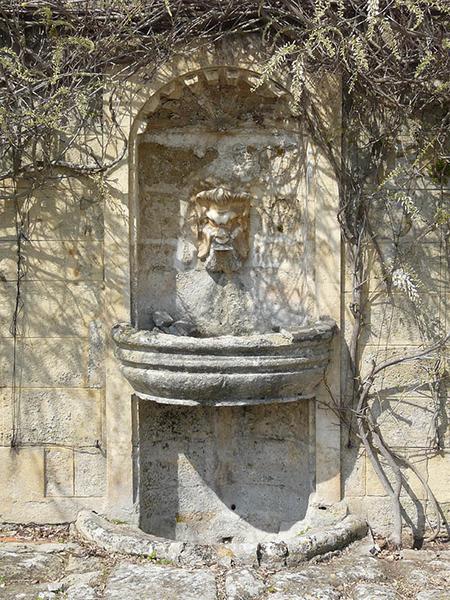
[0,175,107,522]
[0,35,446,539]
[137,129,312,336]
[342,170,450,535]
[138,400,314,543]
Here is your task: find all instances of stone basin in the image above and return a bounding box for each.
[112,319,335,406]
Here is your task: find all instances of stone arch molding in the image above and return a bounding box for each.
[132,66,292,129]
[127,36,294,132]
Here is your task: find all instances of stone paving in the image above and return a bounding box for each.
[0,534,449,599]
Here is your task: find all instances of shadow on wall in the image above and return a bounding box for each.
[341,183,450,541]
[137,399,315,543]
[134,70,317,337]
[0,171,110,521]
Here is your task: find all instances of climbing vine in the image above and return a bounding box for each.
[0,1,448,548]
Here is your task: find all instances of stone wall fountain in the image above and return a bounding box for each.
[111,67,345,547]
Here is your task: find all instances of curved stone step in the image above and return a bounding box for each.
[74,510,368,569]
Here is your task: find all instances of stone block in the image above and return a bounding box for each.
[361,495,431,537]
[24,240,104,282]
[138,139,218,185]
[426,453,450,502]
[0,495,106,524]
[316,281,341,322]
[238,401,309,442]
[103,188,130,289]
[0,241,17,281]
[307,71,342,132]
[342,447,366,497]
[137,241,176,269]
[229,454,309,489]
[0,388,12,445]
[141,484,214,540]
[45,447,74,497]
[359,346,439,394]
[0,335,13,387]
[343,238,449,298]
[18,175,104,241]
[369,189,446,243]
[139,191,181,241]
[141,440,216,490]
[216,482,309,522]
[0,240,104,282]
[17,388,102,445]
[179,450,214,486]
[74,450,107,497]
[316,236,341,286]
[140,457,179,491]
[0,197,16,241]
[248,237,305,270]
[135,269,177,330]
[21,281,104,338]
[63,124,104,166]
[0,337,89,388]
[370,394,448,449]
[87,320,105,387]
[365,453,428,500]
[364,458,388,497]
[139,402,214,442]
[314,397,341,504]
[347,291,446,347]
[377,165,445,190]
[229,438,309,488]
[0,447,44,503]
[367,240,448,294]
[0,282,20,337]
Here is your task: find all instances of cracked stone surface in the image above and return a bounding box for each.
[225,567,265,599]
[351,583,398,600]
[0,536,449,599]
[104,563,217,600]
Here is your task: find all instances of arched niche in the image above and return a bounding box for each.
[103,41,342,531]
[128,66,317,337]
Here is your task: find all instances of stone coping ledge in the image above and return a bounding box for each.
[74,510,368,569]
[112,319,336,352]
